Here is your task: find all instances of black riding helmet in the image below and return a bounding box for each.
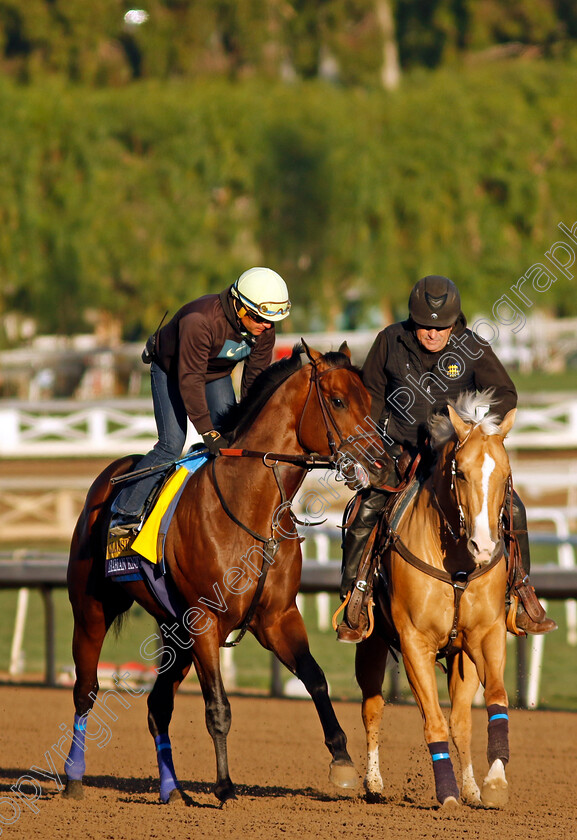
[408,275,461,328]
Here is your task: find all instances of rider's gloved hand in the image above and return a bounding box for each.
[201,429,224,457]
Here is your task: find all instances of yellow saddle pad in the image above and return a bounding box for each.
[131,466,190,564]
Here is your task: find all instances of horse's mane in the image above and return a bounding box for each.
[218,343,360,440]
[429,389,503,448]
[218,343,305,439]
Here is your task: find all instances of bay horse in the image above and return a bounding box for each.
[63,341,389,805]
[355,392,516,809]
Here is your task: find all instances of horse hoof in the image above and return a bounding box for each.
[363,776,384,797]
[62,779,84,800]
[219,795,238,810]
[215,781,237,805]
[440,796,460,813]
[163,787,189,806]
[329,759,360,790]
[481,777,508,809]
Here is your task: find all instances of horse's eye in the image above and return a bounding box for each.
[455,469,466,480]
[331,397,345,409]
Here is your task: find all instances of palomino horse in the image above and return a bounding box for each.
[356,391,516,809]
[63,342,389,804]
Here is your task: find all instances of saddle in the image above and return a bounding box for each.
[105,450,208,578]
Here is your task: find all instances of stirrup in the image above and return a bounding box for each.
[506,593,525,636]
[332,591,351,631]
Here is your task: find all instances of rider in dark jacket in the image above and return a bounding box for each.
[336,275,557,642]
[362,313,517,456]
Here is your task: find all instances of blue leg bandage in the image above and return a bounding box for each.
[155,734,179,802]
[64,714,88,780]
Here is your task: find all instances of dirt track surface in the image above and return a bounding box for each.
[1,686,575,840]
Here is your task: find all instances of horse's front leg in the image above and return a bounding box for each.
[447,651,482,807]
[401,634,460,808]
[355,631,390,796]
[191,629,236,805]
[472,627,510,809]
[255,605,359,790]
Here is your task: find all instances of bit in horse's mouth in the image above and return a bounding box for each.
[353,463,370,488]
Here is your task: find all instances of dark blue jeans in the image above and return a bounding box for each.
[112,363,235,517]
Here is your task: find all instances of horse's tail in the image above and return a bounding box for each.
[111,610,131,639]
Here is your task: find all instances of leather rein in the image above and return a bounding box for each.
[211,357,376,646]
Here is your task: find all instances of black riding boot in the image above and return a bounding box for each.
[508,491,557,635]
[337,489,388,643]
[340,489,388,598]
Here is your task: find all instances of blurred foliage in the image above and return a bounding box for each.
[1,3,577,338]
[2,1,577,84]
[1,59,577,337]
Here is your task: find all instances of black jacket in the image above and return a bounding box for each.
[362,314,517,453]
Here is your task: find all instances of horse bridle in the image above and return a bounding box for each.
[296,357,385,468]
[219,357,383,472]
[210,357,383,647]
[390,440,511,660]
[431,433,511,545]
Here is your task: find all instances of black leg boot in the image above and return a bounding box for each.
[336,489,387,643]
[509,491,557,635]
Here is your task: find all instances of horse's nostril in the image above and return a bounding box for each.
[374,460,384,470]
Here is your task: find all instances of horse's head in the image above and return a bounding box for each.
[298,340,393,489]
[432,392,516,567]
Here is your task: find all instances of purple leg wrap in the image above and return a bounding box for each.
[428,741,459,804]
[64,714,88,780]
[487,704,509,766]
[155,734,179,803]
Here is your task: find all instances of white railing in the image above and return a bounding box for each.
[0,399,200,457]
[1,397,577,456]
[509,400,577,448]
[1,461,576,545]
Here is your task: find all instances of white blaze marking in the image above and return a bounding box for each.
[473,453,496,552]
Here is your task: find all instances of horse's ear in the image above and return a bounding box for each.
[301,338,323,364]
[338,341,351,359]
[498,408,517,437]
[447,404,471,442]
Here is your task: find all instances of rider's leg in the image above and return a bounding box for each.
[508,490,557,635]
[336,488,388,643]
[110,363,187,532]
[205,376,236,433]
[340,489,387,598]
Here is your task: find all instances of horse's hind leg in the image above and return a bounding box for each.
[255,605,358,790]
[146,640,194,804]
[447,652,482,807]
[355,632,389,796]
[63,578,132,799]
